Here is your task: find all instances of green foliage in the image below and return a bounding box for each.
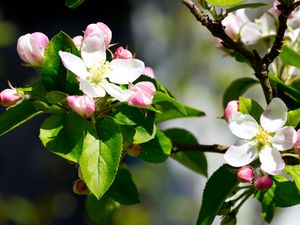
[226,3,268,13]
[197,164,238,225]
[65,0,85,9]
[153,91,205,123]
[85,195,120,225]
[0,101,43,137]
[239,96,263,122]
[39,112,93,162]
[107,167,140,205]
[165,128,207,177]
[206,0,245,6]
[280,46,300,68]
[286,108,300,127]
[285,165,300,191]
[80,118,123,199]
[223,78,258,108]
[41,31,80,94]
[139,129,172,163]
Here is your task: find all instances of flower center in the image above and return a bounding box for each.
[87,61,112,85]
[256,128,269,145]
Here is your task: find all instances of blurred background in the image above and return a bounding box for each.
[0,0,299,224]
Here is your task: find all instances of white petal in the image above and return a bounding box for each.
[102,81,131,102]
[260,98,287,133]
[271,126,297,150]
[79,79,106,98]
[59,51,90,79]
[229,112,259,139]
[224,140,258,167]
[240,22,261,45]
[106,59,145,84]
[81,32,106,68]
[259,13,276,37]
[259,146,285,175]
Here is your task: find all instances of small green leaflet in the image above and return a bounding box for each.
[280,46,300,69]
[285,165,300,192]
[286,108,300,127]
[239,96,263,122]
[206,0,245,6]
[226,3,268,13]
[65,0,85,9]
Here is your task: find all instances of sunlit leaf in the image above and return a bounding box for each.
[206,0,245,6]
[65,0,85,9]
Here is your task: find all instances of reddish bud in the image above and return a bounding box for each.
[114,46,133,59]
[237,166,255,183]
[254,175,273,192]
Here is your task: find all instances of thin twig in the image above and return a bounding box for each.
[171,143,228,154]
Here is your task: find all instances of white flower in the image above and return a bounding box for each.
[59,31,145,102]
[224,98,297,175]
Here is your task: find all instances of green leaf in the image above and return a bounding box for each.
[46,91,68,104]
[114,106,156,144]
[65,0,85,9]
[239,96,263,122]
[197,164,238,225]
[286,108,300,127]
[107,167,139,205]
[206,0,245,6]
[85,195,120,225]
[280,46,300,68]
[139,129,172,163]
[0,101,42,137]
[80,118,122,199]
[153,91,205,123]
[165,128,207,177]
[226,3,268,13]
[285,165,300,191]
[223,78,258,108]
[39,112,92,162]
[41,31,81,94]
[261,203,274,224]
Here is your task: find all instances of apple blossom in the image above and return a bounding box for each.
[66,95,95,118]
[224,98,297,175]
[128,81,156,108]
[84,22,112,48]
[254,175,273,192]
[114,46,133,59]
[237,166,254,183]
[59,25,144,102]
[143,66,155,78]
[0,88,23,107]
[72,35,83,50]
[17,32,49,66]
[224,100,239,122]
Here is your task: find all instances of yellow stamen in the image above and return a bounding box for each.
[87,61,112,85]
[256,128,269,145]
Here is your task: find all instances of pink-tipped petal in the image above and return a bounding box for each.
[102,81,131,102]
[143,67,155,78]
[84,22,112,48]
[67,95,95,118]
[73,35,83,50]
[128,81,156,108]
[114,46,133,59]
[224,100,239,122]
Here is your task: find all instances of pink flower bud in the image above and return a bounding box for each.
[254,175,273,192]
[237,166,254,183]
[66,95,95,118]
[0,88,23,107]
[294,129,300,154]
[17,32,49,66]
[84,22,112,48]
[113,46,133,59]
[224,100,239,122]
[128,81,156,108]
[72,35,83,50]
[143,66,155,78]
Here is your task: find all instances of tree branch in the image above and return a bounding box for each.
[171,143,228,154]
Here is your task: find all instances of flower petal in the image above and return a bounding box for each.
[59,51,90,79]
[79,79,106,98]
[271,126,297,150]
[229,112,259,139]
[259,146,285,175]
[106,59,145,84]
[224,140,258,167]
[102,80,131,102]
[81,32,106,68]
[260,98,287,133]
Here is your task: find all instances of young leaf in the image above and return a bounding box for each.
[41,31,80,94]
[65,0,85,9]
[165,128,207,177]
[280,46,300,68]
[39,112,92,162]
[206,0,245,6]
[284,165,300,191]
[261,203,274,224]
[286,108,300,127]
[197,164,238,225]
[239,96,263,122]
[223,77,258,108]
[85,195,120,225]
[273,180,300,207]
[226,3,268,13]
[80,118,122,199]
[153,91,205,123]
[0,101,43,137]
[107,167,140,205]
[138,129,172,163]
